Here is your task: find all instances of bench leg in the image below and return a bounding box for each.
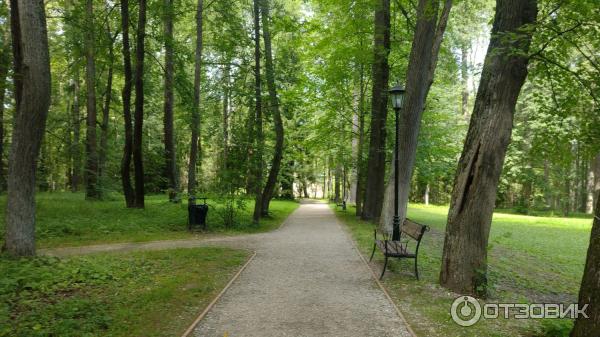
[369,243,376,262]
[380,255,388,280]
[414,257,419,281]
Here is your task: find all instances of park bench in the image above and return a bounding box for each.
[369,218,429,280]
[335,200,347,211]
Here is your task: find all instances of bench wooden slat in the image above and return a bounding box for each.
[402,219,425,240]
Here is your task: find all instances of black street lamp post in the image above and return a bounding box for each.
[389,84,406,241]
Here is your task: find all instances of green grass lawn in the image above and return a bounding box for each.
[332,203,591,337]
[0,193,299,248]
[0,247,250,337]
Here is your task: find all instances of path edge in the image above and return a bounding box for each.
[331,208,418,337]
[180,250,257,337]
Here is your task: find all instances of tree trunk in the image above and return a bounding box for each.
[259,0,284,216]
[4,0,51,256]
[120,0,135,207]
[188,0,203,196]
[461,42,469,117]
[251,0,264,224]
[71,68,82,192]
[84,0,101,200]
[132,0,147,208]
[379,0,451,231]
[99,20,114,185]
[222,62,230,170]
[355,64,366,216]
[362,0,391,221]
[570,195,600,336]
[424,183,430,205]
[0,22,10,192]
[163,0,177,201]
[439,0,538,296]
[592,154,600,211]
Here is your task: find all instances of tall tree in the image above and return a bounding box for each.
[439,0,538,296]
[188,0,203,195]
[3,0,51,256]
[0,15,11,192]
[120,0,135,207]
[570,195,600,336]
[163,0,177,201]
[251,0,264,223]
[99,18,115,184]
[362,0,391,220]
[259,0,284,216]
[70,68,82,192]
[379,0,452,231]
[84,0,101,199]
[132,0,147,208]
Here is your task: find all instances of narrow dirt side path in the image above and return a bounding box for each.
[39,234,258,257]
[192,201,412,337]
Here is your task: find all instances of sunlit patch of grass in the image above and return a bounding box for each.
[332,203,590,337]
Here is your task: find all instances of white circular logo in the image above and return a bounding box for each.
[451,296,482,327]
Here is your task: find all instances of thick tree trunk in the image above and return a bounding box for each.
[132,0,147,208]
[163,0,177,201]
[4,0,51,256]
[570,195,600,336]
[120,0,135,207]
[362,0,391,221]
[99,23,114,184]
[259,0,284,216]
[439,0,538,296]
[84,0,101,200]
[251,0,264,223]
[592,154,600,211]
[188,0,203,195]
[380,0,451,231]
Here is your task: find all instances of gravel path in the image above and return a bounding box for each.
[192,201,413,337]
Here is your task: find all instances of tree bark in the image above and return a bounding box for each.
[222,62,230,170]
[461,42,469,117]
[570,195,600,336]
[439,0,538,296]
[132,0,147,208]
[4,0,51,256]
[99,20,115,184]
[592,154,600,211]
[188,0,203,196]
[84,0,101,200]
[71,68,82,192]
[259,0,284,216]
[362,0,391,221]
[355,64,366,216]
[251,0,264,224]
[163,0,177,201]
[120,0,135,207]
[379,0,451,231]
[0,23,11,192]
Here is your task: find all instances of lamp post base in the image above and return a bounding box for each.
[392,215,400,240]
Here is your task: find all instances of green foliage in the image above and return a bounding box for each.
[0,247,250,337]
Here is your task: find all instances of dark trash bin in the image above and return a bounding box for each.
[188,197,208,230]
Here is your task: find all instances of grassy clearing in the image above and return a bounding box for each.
[0,247,250,337]
[0,193,299,248]
[332,203,591,337]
